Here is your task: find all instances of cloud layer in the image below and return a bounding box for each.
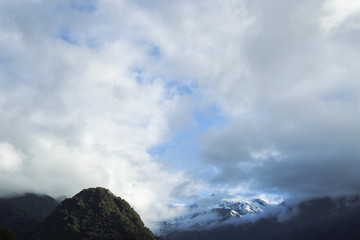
[0,0,205,227]
[1,0,360,228]
[200,0,360,198]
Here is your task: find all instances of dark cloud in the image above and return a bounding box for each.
[200,0,360,198]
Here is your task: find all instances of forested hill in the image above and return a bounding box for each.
[25,187,157,240]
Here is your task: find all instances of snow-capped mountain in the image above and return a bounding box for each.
[214,198,268,218]
[157,195,272,235]
[158,195,360,240]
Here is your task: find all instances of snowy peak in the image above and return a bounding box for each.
[158,195,360,240]
[158,196,272,234]
[216,198,268,215]
[208,198,269,222]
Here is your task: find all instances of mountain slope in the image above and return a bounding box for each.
[26,187,157,240]
[3,193,59,221]
[0,194,58,238]
[163,195,360,240]
[158,196,270,235]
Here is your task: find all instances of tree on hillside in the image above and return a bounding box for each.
[0,228,17,240]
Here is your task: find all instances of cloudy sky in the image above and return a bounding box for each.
[1,0,360,227]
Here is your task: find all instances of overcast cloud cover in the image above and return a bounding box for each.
[1,0,360,227]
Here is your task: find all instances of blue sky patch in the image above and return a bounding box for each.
[149,103,228,170]
[193,104,228,131]
[59,29,78,44]
[132,67,145,84]
[166,81,196,95]
[147,44,161,58]
[70,0,96,13]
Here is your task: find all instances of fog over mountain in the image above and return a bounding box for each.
[1,0,360,228]
[159,195,360,240]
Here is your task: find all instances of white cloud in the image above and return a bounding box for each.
[0,0,202,227]
[321,0,360,31]
[1,0,360,228]
[0,142,24,173]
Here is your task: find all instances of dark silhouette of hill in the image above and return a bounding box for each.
[0,193,58,238]
[3,193,59,221]
[0,228,17,240]
[25,187,157,240]
[164,195,360,240]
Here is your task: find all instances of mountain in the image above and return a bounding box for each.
[211,198,268,219]
[161,195,360,240]
[1,193,59,221]
[158,196,270,235]
[3,189,359,240]
[25,187,157,240]
[0,193,58,238]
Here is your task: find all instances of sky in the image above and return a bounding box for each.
[1,0,360,228]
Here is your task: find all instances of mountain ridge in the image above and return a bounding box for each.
[157,195,271,234]
[2,189,360,240]
[160,195,360,240]
[0,193,58,239]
